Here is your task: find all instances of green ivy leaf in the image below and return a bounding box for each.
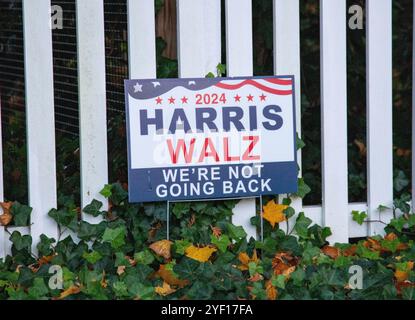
[173,257,200,280]
[272,274,286,289]
[394,194,411,214]
[187,281,214,299]
[102,226,126,249]
[172,202,191,219]
[48,208,78,231]
[109,183,128,205]
[296,133,306,151]
[77,221,106,241]
[402,286,415,300]
[279,236,301,256]
[114,252,130,266]
[294,178,311,199]
[216,63,226,77]
[226,223,247,241]
[82,251,103,264]
[352,210,368,225]
[302,242,320,264]
[211,234,231,253]
[259,237,277,255]
[308,224,332,247]
[174,239,192,255]
[36,235,55,257]
[83,199,103,218]
[389,216,407,232]
[248,261,263,277]
[28,278,49,299]
[394,170,409,193]
[290,268,305,286]
[134,250,155,265]
[128,282,154,300]
[99,184,112,198]
[113,281,129,297]
[381,238,400,253]
[282,197,292,206]
[10,231,32,252]
[11,202,32,226]
[294,212,312,239]
[333,255,352,268]
[408,214,415,228]
[357,244,380,260]
[283,207,296,219]
[250,282,267,300]
[6,286,29,300]
[382,284,398,299]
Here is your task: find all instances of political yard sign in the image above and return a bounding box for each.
[124,76,297,203]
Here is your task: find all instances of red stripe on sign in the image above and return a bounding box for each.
[215,80,292,96]
[264,78,293,85]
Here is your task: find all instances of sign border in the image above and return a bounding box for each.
[124,75,297,203]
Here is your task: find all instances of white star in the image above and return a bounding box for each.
[188,81,196,86]
[134,82,143,93]
[152,81,161,88]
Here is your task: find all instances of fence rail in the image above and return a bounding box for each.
[0,0,411,257]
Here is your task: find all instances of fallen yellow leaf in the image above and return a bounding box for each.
[211,226,222,238]
[363,238,382,252]
[322,245,340,259]
[149,240,173,260]
[54,285,81,300]
[101,271,108,288]
[265,280,277,300]
[272,252,298,277]
[395,261,414,282]
[156,264,189,288]
[126,255,136,266]
[248,273,263,282]
[395,269,409,282]
[0,201,12,214]
[0,202,13,226]
[29,254,56,273]
[342,245,357,257]
[185,245,217,262]
[385,233,398,241]
[238,252,250,266]
[262,200,287,228]
[117,265,126,275]
[238,250,259,271]
[155,281,176,296]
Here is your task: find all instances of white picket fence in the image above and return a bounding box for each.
[0,0,411,258]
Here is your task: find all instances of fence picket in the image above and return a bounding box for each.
[177,0,221,78]
[320,0,349,243]
[76,0,109,223]
[22,0,58,250]
[128,0,157,79]
[177,0,204,77]
[202,0,222,75]
[225,0,256,239]
[273,0,302,230]
[366,0,393,235]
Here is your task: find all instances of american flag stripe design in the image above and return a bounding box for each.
[214,78,293,96]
